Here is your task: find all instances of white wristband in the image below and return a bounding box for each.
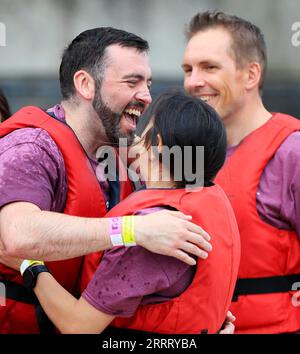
[109,217,124,247]
[110,233,124,246]
[20,260,31,275]
[20,259,44,275]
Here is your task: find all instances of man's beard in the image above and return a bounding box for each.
[92,89,135,147]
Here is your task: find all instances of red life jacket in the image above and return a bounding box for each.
[0,106,132,333]
[98,186,240,334]
[79,148,133,293]
[215,113,300,334]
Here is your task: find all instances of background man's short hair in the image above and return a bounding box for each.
[186,10,267,92]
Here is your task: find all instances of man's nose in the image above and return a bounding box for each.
[185,72,206,93]
[135,87,152,106]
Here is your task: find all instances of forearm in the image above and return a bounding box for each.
[1,202,213,266]
[34,272,80,333]
[0,202,111,260]
[34,272,114,334]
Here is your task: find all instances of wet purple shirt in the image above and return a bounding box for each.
[227,131,300,236]
[82,207,195,317]
[0,105,108,211]
[0,126,67,212]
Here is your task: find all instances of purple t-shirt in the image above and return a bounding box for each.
[82,207,195,317]
[0,127,67,212]
[0,104,108,212]
[227,131,300,236]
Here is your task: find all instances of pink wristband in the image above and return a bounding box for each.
[109,217,123,246]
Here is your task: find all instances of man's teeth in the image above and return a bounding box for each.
[124,108,142,117]
[200,95,215,103]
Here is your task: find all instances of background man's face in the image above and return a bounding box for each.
[94,44,152,145]
[182,27,248,122]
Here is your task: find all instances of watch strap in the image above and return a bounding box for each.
[23,264,51,290]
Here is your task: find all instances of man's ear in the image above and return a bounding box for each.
[73,70,95,101]
[245,62,262,91]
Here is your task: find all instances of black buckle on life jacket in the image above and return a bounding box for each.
[232,273,300,302]
[1,279,56,334]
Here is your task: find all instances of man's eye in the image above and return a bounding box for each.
[183,68,192,75]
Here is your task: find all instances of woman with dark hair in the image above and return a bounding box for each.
[4,91,240,334]
[132,89,228,188]
[0,89,11,122]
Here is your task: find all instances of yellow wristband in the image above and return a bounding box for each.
[20,260,45,275]
[122,216,136,246]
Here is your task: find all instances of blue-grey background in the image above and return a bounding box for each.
[1,0,300,117]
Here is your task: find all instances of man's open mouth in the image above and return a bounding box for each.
[123,107,143,129]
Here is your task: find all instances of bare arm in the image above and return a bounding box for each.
[0,202,110,261]
[0,253,234,334]
[34,272,114,334]
[0,202,212,265]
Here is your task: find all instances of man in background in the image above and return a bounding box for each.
[182,10,300,334]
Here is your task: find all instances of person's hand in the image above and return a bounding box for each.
[0,249,22,271]
[134,210,212,265]
[219,311,236,334]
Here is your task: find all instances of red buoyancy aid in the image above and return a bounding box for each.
[215,113,300,334]
[79,148,134,293]
[0,106,132,333]
[98,186,240,334]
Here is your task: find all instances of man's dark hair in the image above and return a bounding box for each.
[59,27,149,100]
[186,10,267,92]
[0,88,12,122]
[137,90,227,188]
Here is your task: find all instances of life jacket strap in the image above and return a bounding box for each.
[232,274,300,301]
[1,279,56,334]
